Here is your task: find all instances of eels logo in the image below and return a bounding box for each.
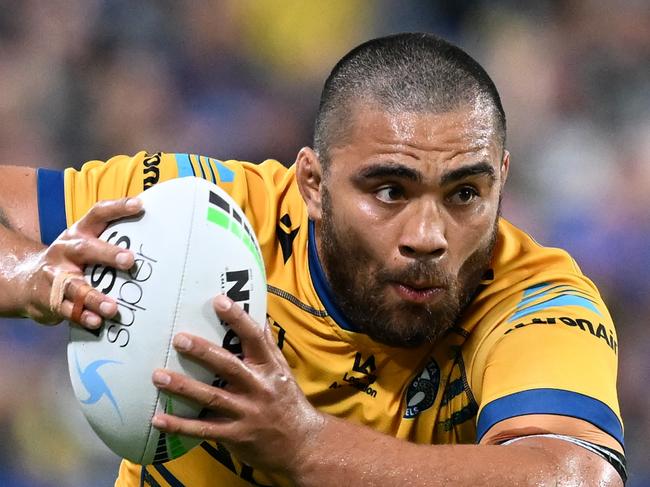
[404,358,440,419]
[75,354,123,422]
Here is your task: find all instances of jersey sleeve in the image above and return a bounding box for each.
[472,280,624,453]
[36,152,289,259]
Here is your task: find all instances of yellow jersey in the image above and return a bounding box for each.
[36,152,624,486]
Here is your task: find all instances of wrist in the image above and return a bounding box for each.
[283,410,328,485]
[13,248,49,320]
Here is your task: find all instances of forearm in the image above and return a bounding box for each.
[0,165,46,316]
[0,222,45,317]
[151,299,622,487]
[0,193,144,329]
[291,415,620,487]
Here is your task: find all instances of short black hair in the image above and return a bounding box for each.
[313,33,506,169]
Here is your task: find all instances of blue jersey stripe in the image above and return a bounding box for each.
[174,153,195,177]
[511,282,602,323]
[153,464,185,487]
[517,285,597,311]
[545,285,593,298]
[140,466,163,487]
[212,158,234,182]
[476,388,624,447]
[522,282,549,297]
[516,286,553,308]
[307,220,354,331]
[510,294,602,322]
[36,168,67,245]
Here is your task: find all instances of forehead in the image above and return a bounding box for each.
[331,102,501,174]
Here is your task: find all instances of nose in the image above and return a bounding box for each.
[398,202,448,259]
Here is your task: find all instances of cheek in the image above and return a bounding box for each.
[331,194,393,261]
[354,197,386,225]
[329,184,374,226]
[466,193,498,221]
[447,206,497,258]
[455,189,500,229]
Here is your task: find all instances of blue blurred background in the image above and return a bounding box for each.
[0,1,648,485]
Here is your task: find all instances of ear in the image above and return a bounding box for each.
[295,147,324,221]
[500,150,510,189]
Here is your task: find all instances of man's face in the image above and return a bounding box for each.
[311,103,508,348]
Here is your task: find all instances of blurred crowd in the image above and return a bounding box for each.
[0,1,648,485]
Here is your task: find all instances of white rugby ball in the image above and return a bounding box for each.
[67,177,267,465]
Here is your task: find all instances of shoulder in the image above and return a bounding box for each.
[459,217,618,398]
[468,218,606,328]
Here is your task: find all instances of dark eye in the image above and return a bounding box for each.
[448,186,479,205]
[375,186,405,203]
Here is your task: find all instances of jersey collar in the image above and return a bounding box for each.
[307,220,359,332]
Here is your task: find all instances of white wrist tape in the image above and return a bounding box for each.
[49,271,77,314]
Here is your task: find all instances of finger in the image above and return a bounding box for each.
[64,275,117,317]
[60,300,103,329]
[213,295,272,363]
[83,287,118,318]
[56,276,116,329]
[75,197,143,236]
[152,369,243,417]
[70,285,89,323]
[152,413,239,442]
[172,333,258,390]
[62,237,135,271]
[263,319,279,349]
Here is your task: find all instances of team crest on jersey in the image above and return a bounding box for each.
[404,358,440,419]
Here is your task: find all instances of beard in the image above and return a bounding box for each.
[318,189,498,348]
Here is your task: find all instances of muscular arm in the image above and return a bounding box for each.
[0,165,143,325]
[0,167,44,316]
[152,297,624,487]
[291,414,621,486]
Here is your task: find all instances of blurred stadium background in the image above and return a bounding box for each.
[0,1,648,485]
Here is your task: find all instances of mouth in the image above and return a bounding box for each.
[390,282,445,304]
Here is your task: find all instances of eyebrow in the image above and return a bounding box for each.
[440,161,496,186]
[354,163,422,183]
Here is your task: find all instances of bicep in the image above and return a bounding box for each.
[0,166,39,241]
